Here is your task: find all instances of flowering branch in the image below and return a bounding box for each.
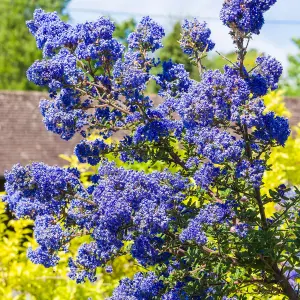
[4,2,299,299]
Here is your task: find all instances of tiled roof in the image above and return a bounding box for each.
[0,91,81,175]
[284,97,300,127]
[0,91,299,175]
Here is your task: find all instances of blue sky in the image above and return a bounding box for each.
[67,0,300,72]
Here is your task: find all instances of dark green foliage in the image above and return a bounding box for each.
[286,38,300,96]
[0,0,70,91]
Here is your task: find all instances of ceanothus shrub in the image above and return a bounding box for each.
[3,1,300,299]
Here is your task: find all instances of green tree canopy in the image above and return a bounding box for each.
[0,0,70,91]
[286,38,300,96]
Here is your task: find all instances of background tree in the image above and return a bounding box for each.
[113,18,136,46]
[0,0,70,91]
[286,38,300,96]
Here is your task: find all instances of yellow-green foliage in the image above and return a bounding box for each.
[0,200,138,299]
[263,91,300,217]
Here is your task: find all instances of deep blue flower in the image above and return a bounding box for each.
[39,99,88,141]
[74,139,110,165]
[4,162,82,218]
[220,0,277,34]
[236,159,266,188]
[109,272,164,299]
[27,246,59,268]
[180,201,236,245]
[254,112,290,146]
[128,16,165,52]
[255,55,283,90]
[194,162,220,190]
[180,19,215,56]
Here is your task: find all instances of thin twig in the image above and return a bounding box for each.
[75,87,130,115]
[216,50,237,67]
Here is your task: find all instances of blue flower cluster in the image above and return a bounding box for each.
[127,16,165,52]
[4,160,187,281]
[3,163,84,267]
[255,55,283,90]
[74,139,110,165]
[28,215,66,268]
[194,162,220,190]
[76,38,124,64]
[25,9,127,140]
[26,10,168,143]
[236,159,266,188]
[133,118,178,144]
[180,19,215,56]
[156,60,192,97]
[233,223,250,238]
[27,49,83,88]
[180,201,236,245]
[76,162,187,281]
[220,0,277,34]
[26,9,71,57]
[34,215,65,251]
[254,112,290,146]
[110,272,190,299]
[4,162,81,219]
[109,272,163,299]
[27,9,115,58]
[112,51,150,100]
[131,236,164,266]
[39,98,88,140]
[27,245,60,268]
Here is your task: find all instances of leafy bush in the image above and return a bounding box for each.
[3,1,300,299]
